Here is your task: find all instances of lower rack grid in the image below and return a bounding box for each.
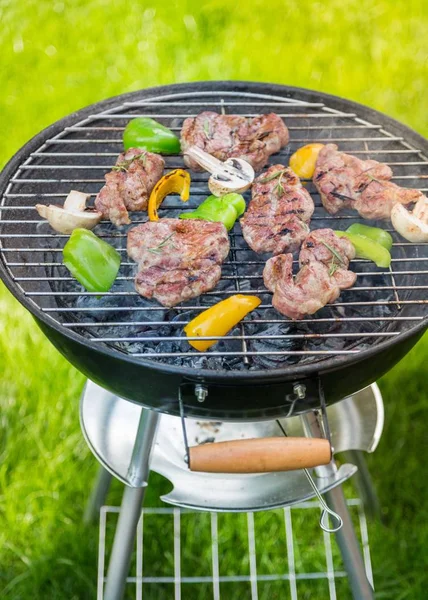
[98,499,373,600]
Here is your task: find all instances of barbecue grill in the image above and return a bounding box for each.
[0,81,426,418]
[1,81,427,600]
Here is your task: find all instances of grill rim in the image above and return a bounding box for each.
[0,79,427,384]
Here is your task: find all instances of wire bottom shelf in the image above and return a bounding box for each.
[98,499,373,600]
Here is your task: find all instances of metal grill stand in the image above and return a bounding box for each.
[98,501,373,600]
[301,413,374,599]
[81,381,382,600]
[103,411,159,600]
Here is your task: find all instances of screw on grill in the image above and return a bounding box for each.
[293,383,306,400]
[195,384,208,403]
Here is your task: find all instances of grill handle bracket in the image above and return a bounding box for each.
[188,437,331,473]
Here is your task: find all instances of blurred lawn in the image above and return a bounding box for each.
[0,0,427,598]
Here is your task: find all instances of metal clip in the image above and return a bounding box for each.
[303,471,343,533]
[318,380,332,446]
[178,386,190,467]
[276,419,343,533]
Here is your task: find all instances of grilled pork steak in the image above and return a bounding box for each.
[127,218,230,307]
[95,149,164,226]
[263,229,356,320]
[240,165,314,255]
[314,144,424,220]
[181,112,289,172]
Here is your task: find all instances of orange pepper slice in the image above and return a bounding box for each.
[148,169,191,221]
[184,294,261,352]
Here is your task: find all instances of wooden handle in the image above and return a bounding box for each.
[189,437,331,473]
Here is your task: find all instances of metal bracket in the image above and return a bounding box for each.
[276,418,342,533]
[318,380,333,447]
[178,386,190,467]
[178,384,209,467]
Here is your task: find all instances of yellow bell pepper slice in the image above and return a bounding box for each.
[289,143,324,179]
[184,294,261,351]
[148,169,191,221]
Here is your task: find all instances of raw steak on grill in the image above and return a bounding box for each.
[181,112,289,172]
[263,229,356,320]
[95,149,165,226]
[240,165,314,255]
[313,144,424,220]
[127,218,230,307]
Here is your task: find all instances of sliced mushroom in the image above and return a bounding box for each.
[184,145,254,196]
[36,190,102,234]
[390,196,428,243]
[63,190,91,211]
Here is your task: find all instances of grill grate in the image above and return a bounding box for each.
[1,87,427,371]
[98,500,373,600]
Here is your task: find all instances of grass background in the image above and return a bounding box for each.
[0,0,427,598]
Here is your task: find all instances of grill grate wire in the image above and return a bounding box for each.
[1,89,427,369]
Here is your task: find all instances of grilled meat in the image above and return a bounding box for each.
[95,149,164,226]
[181,112,289,172]
[240,165,314,255]
[263,229,356,320]
[127,218,230,307]
[352,177,424,221]
[313,144,424,220]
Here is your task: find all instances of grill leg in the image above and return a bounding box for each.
[84,466,112,524]
[301,411,374,600]
[102,409,159,600]
[325,485,374,600]
[345,450,381,521]
[103,486,146,600]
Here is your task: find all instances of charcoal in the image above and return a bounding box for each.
[38,170,404,372]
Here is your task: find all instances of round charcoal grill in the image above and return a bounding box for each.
[0,81,427,418]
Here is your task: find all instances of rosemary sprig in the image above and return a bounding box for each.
[112,152,146,172]
[366,173,384,185]
[319,240,345,264]
[328,262,340,276]
[274,171,285,196]
[319,240,345,277]
[259,169,287,184]
[148,232,176,254]
[360,166,386,187]
[203,119,212,139]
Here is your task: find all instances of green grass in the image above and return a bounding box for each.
[0,0,427,598]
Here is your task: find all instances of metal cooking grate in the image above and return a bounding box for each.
[1,87,427,370]
[98,500,373,600]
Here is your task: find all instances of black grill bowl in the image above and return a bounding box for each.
[1,81,427,419]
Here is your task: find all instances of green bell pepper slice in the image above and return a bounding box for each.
[123,117,181,154]
[221,193,246,217]
[334,230,391,268]
[179,193,246,231]
[63,228,121,292]
[346,223,393,251]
